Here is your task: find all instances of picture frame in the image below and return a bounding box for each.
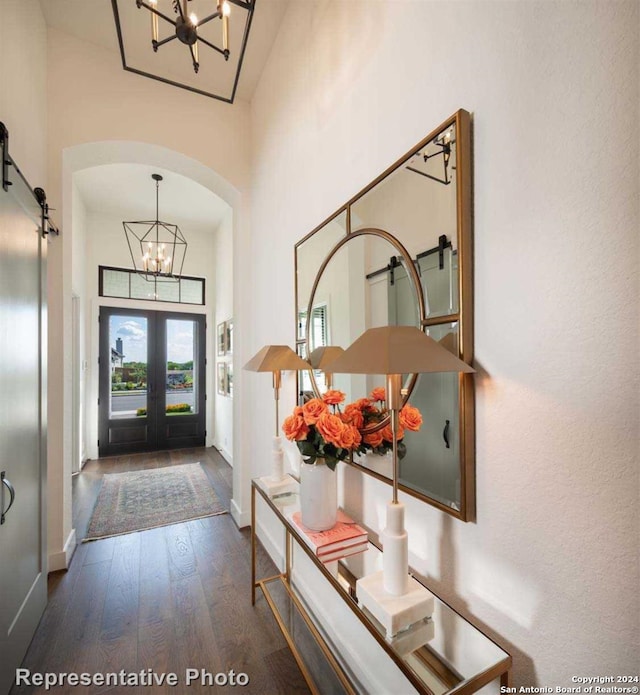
[217,363,227,395]
[217,322,226,356]
[226,363,233,398]
[225,319,233,355]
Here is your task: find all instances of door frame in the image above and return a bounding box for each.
[98,306,206,457]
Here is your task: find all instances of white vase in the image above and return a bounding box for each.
[299,459,337,531]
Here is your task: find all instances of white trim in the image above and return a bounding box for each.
[230,498,250,528]
[255,517,284,571]
[48,528,77,572]
[216,445,233,466]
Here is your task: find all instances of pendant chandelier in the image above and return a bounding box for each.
[111,0,256,103]
[123,173,188,283]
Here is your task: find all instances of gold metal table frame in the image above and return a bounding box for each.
[251,479,512,695]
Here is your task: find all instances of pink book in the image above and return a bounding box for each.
[319,542,369,564]
[292,510,367,555]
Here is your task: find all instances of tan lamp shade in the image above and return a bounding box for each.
[324,326,475,375]
[308,346,345,371]
[243,345,310,373]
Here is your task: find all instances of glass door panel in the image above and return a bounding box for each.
[166,319,197,416]
[108,314,148,419]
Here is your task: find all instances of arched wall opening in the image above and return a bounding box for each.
[48,140,251,571]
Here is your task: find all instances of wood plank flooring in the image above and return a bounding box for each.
[11,448,310,695]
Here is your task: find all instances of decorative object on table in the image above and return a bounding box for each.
[217,362,227,395]
[326,325,475,638]
[217,321,226,356]
[225,319,233,355]
[111,0,256,104]
[123,173,188,282]
[243,345,311,494]
[308,345,345,390]
[282,389,363,530]
[351,387,423,461]
[84,463,226,541]
[291,509,368,563]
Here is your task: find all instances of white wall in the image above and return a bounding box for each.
[249,0,639,687]
[71,183,88,467]
[213,207,234,462]
[0,1,47,188]
[44,24,254,559]
[79,208,219,461]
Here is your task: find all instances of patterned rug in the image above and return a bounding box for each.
[84,463,227,542]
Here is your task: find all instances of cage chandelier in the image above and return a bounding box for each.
[123,173,188,283]
[136,0,248,74]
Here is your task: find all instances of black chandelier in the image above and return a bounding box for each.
[123,174,188,283]
[111,0,256,102]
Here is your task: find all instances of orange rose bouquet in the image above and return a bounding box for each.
[346,387,423,460]
[282,387,423,468]
[282,390,362,471]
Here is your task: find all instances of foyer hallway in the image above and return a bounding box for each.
[11,448,310,695]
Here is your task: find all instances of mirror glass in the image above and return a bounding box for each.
[351,123,459,319]
[294,111,473,519]
[306,230,422,404]
[296,211,348,398]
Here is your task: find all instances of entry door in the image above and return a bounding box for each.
[0,165,47,692]
[98,308,206,457]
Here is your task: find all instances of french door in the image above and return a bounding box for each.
[98,308,206,457]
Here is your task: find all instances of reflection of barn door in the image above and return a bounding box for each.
[98,308,205,457]
[388,255,461,508]
[0,159,47,693]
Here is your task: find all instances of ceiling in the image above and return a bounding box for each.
[74,164,229,231]
[39,0,288,102]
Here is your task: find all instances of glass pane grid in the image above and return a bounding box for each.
[100,267,204,306]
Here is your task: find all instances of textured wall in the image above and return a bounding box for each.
[249,0,639,685]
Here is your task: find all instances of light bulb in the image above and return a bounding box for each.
[222,1,231,16]
[190,12,198,25]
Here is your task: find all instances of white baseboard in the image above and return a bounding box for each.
[48,528,77,572]
[230,498,250,528]
[255,517,284,571]
[215,445,233,466]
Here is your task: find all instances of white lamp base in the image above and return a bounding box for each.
[356,571,434,639]
[386,617,434,655]
[260,435,296,496]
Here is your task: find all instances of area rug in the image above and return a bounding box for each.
[84,463,227,541]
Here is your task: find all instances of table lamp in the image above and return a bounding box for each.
[325,325,475,638]
[308,346,345,390]
[243,345,310,493]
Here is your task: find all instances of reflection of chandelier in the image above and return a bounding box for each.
[123,174,188,283]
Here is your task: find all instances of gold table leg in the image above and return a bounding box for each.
[251,484,256,605]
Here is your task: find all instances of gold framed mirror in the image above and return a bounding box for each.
[294,109,474,520]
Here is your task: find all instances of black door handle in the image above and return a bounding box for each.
[443,420,450,449]
[1,471,16,525]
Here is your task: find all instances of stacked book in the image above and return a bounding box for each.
[292,510,368,563]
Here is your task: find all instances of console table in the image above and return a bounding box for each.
[251,478,512,694]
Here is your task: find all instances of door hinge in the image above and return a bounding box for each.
[97,439,100,447]
[97,398,100,406]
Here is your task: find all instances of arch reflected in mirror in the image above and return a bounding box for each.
[305,228,424,430]
[293,109,474,520]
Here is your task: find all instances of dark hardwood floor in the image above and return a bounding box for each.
[12,448,311,695]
